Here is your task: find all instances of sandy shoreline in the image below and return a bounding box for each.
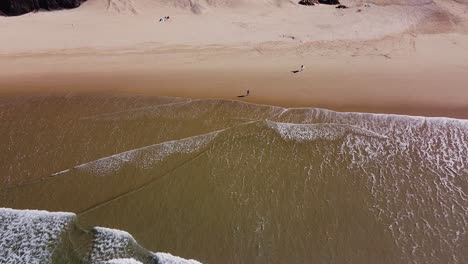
[2,71,468,118]
[1,0,468,118]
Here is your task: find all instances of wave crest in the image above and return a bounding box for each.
[58,131,219,177]
[266,120,389,142]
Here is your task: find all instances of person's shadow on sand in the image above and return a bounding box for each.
[237,90,250,98]
[291,65,305,74]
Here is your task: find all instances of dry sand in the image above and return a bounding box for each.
[1,0,468,117]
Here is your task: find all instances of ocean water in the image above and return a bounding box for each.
[1,95,467,263]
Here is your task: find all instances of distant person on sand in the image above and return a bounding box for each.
[159,16,170,22]
[292,65,305,74]
[237,90,250,98]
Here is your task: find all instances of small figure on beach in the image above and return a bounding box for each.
[159,16,171,22]
[237,90,250,98]
[291,65,305,73]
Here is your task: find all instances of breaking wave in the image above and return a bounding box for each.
[0,208,201,264]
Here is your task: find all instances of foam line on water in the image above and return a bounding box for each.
[81,99,197,120]
[194,98,468,124]
[104,259,143,264]
[266,120,390,142]
[77,136,217,215]
[155,253,202,264]
[51,169,70,176]
[52,130,221,177]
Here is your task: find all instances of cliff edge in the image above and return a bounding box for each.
[0,0,86,16]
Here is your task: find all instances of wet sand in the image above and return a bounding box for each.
[2,32,468,118]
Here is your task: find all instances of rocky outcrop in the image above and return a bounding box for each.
[318,0,340,4]
[298,0,316,5]
[298,0,340,5]
[0,0,86,16]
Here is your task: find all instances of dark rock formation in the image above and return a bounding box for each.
[298,0,316,5]
[318,0,340,5]
[336,4,348,8]
[0,0,86,16]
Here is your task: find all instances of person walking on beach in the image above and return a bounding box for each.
[159,16,170,22]
[292,65,305,73]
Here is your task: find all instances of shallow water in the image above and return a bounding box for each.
[1,95,468,263]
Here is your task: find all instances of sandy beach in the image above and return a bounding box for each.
[1,0,468,117]
[2,2,468,263]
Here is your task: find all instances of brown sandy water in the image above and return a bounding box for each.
[1,94,468,263]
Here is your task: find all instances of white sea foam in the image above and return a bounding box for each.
[55,131,220,177]
[263,106,468,263]
[91,227,138,263]
[51,169,70,176]
[0,208,74,264]
[155,253,203,264]
[92,227,203,264]
[266,120,389,142]
[105,258,143,264]
[0,209,202,264]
